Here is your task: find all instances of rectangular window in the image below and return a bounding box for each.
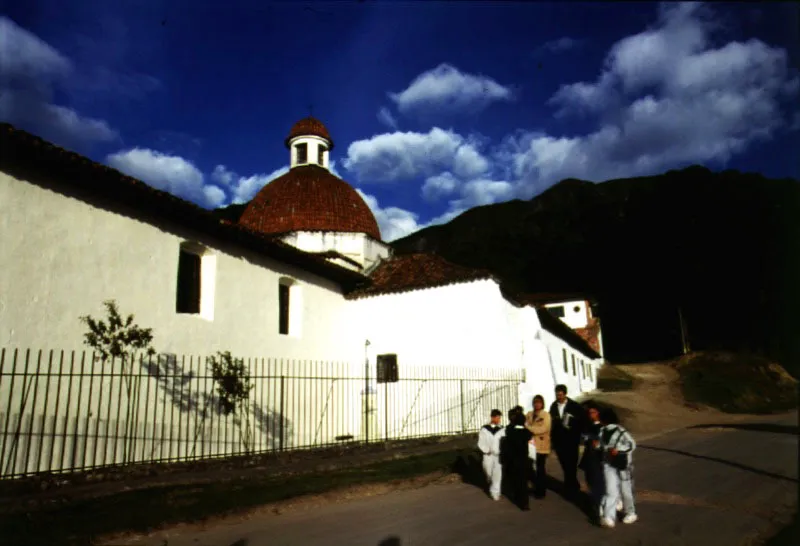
[581,361,586,378]
[562,348,568,373]
[318,144,327,165]
[377,354,399,383]
[279,284,290,335]
[548,305,565,318]
[176,250,201,314]
[571,354,576,376]
[296,143,308,164]
[589,364,593,381]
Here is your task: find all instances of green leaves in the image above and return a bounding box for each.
[208,351,253,416]
[79,300,156,364]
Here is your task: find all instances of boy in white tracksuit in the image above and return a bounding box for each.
[478,409,505,500]
[598,414,638,528]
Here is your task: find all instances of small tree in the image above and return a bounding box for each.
[208,351,254,452]
[79,300,156,365]
[79,300,157,463]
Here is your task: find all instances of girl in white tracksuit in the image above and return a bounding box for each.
[477,409,505,500]
[598,411,638,528]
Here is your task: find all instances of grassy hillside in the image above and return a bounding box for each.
[676,351,798,414]
[391,166,800,377]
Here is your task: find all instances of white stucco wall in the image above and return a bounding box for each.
[280,231,391,272]
[288,135,330,168]
[0,171,362,363]
[544,300,589,329]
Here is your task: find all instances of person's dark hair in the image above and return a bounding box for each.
[512,412,526,426]
[583,401,600,412]
[512,405,524,414]
[533,394,545,406]
[491,409,502,417]
[600,406,620,425]
[555,384,567,395]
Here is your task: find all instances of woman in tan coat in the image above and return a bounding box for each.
[525,394,552,499]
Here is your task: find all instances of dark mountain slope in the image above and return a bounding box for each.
[392,166,800,376]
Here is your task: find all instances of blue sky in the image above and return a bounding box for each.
[2,1,798,241]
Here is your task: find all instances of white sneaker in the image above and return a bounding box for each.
[616,500,624,512]
[623,513,638,525]
[600,518,616,529]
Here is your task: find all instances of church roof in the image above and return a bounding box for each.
[535,307,602,359]
[346,253,495,299]
[238,164,382,240]
[516,292,596,306]
[285,117,334,150]
[0,123,368,289]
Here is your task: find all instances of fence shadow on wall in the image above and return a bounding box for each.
[0,348,523,479]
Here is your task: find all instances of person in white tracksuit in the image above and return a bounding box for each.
[478,409,505,500]
[597,409,638,528]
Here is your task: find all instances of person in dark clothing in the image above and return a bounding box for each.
[549,384,585,498]
[503,408,534,510]
[579,401,606,520]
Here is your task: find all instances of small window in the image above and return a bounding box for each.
[571,354,576,376]
[377,354,399,383]
[318,144,327,165]
[549,306,565,318]
[562,348,568,373]
[581,361,586,378]
[573,305,581,313]
[589,364,593,381]
[176,249,201,314]
[296,143,308,164]
[279,283,290,335]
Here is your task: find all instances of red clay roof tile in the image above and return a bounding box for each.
[285,117,334,149]
[238,164,382,240]
[346,253,494,299]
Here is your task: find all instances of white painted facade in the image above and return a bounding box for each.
[544,300,590,329]
[288,135,330,169]
[0,122,604,477]
[279,231,392,273]
[0,171,362,364]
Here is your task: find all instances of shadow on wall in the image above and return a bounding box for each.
[144,353,294,452]
[378,537,401,546]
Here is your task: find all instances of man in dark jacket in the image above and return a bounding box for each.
[549,384,585,497]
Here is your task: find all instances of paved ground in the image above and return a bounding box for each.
[109,413,798,546]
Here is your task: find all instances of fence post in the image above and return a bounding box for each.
[384,384,388,442]
[460,379,466,434]
[279,375,285,451]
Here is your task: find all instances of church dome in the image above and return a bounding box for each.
[285,117,334,150]
[238,164,381,240]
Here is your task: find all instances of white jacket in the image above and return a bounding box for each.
[478,424,505,457]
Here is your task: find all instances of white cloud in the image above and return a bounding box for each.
[344,128,490,183]
[0,16,121,147]
[422,172,459,201]
[537,37,582,54]
[377,107,398,130]
[356,189,421,242]
[107,148,225,209]
[211,164,289,205]
[517,1,799,197]
[388,63,515,118]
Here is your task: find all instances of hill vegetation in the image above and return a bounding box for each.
[391,166,800,377]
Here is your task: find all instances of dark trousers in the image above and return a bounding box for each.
[507,459,529,510]
[555,444,580,495]
[584,462,605,511]
[534,453,549,497]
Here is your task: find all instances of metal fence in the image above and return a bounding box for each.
[0,348,524,479]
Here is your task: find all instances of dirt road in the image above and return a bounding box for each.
[105,411,797,546]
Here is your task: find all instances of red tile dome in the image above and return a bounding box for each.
[238,164,382,240]
[285,117,334,150]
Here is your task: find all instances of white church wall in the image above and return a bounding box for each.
[0,171,362,363]
[544,300,589,330]
[280,231,391,272]
[346,279,527,440]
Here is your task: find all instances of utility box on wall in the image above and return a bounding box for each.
[377,353,399,383]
